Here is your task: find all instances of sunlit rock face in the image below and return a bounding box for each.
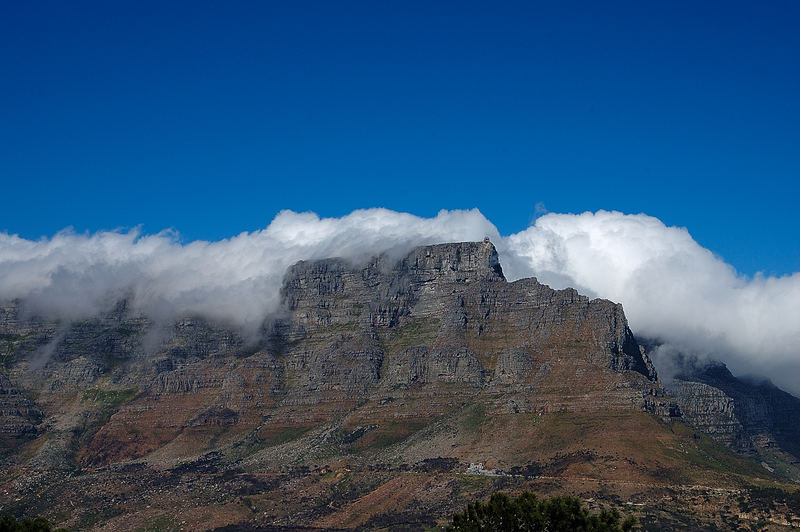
[0,241,658,459]
[2,241,797,530]
[275,241,657,410]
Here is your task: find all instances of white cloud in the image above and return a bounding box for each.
[1,208,798,395]
[0,208,499,333]
[501,210,800,394]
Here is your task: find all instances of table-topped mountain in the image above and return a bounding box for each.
[1,241,798,530]
[272,240,658,410]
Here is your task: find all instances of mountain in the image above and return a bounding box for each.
[668,359,800,481]
[1,241,798,530]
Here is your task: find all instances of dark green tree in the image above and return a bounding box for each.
[448,491,637,531]
[0,515,64,532]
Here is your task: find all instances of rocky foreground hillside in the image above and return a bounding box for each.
[1,241,799,530]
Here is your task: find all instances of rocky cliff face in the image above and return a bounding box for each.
[667,361,800,478]
[0,242,796,530]
[0,241,660,466]
[273,241,657,409]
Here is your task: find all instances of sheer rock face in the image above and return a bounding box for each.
[1,241,659,467]
[666,379,748,448]
[668,363,800,458]
[275,241,658,411]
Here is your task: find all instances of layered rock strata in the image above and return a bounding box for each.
[0,242,663,461]
[2,241,799,530]
[669,362,800,460]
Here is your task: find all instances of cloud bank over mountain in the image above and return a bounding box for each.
[0,209,499,332]
[502,211,800,393]
[1,208,798,394]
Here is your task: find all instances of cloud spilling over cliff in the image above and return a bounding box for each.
[1,208,798,394]
[0,209,499,332]
[502,211,800,392]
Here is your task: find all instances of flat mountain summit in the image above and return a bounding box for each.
[1,241,799,530]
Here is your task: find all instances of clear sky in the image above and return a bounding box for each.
[2,1,798,276]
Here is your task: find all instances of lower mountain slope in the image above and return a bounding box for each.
[1,241,798,530]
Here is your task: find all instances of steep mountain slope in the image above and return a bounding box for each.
[1,242,798,530]
[668,360,800,481]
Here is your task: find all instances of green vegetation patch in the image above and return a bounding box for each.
[453,473,495,493]
[386,318,441,351]
[73,505,125,530]
[134,514,179,532]
[227,424,314,461]
[0,514,67,532]
[353,420,428,451]
[256,425,312,448]
[459,402,487,434]
[321,322,358,334]
[448,491,637,531]
[668,423,768,479]
[81,388,138,409]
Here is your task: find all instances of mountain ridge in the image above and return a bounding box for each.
[1,241,798,530]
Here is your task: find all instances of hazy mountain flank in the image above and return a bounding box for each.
[1,241,799,530]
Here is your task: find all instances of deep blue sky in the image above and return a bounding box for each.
[2,1,798,276]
